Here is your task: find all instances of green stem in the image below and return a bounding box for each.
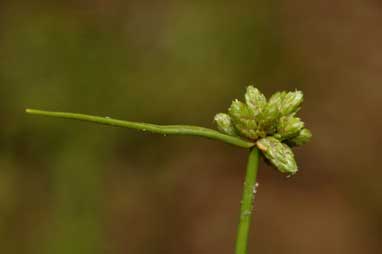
[235,147,260,254]
[25,109,254,148]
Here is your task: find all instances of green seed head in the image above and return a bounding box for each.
[268,91,286,108]
[215,86,311,175]
[214,113,237,136]
[245,86,267,116]
[256,137,298,174]
[257,92,285,134]
[275,116,304,141]
[265,91,285,117]
[228,100,258,139]
[279,90,303,116]
[286,128,312,147]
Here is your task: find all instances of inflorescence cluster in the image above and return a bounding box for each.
[214,86,312,175]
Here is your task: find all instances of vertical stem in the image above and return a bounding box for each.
[235,147,260,254]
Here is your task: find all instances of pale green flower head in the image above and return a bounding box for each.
[214,86,311,175]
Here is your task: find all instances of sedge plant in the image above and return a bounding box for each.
[26,86,312,254]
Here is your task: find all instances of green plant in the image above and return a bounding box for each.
[26,86,311,254]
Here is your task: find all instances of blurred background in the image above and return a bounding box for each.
[1,0,381,253]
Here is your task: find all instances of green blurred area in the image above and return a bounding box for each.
[1,0,381,253]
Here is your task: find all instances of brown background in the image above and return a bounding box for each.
[0,0,381,253]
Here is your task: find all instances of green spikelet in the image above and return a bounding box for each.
[274,116,304,141]
[245,86,267,116]
[228,100,258,139]
[286,128,312,147]
[214,113,237,136]
[279,90,303,116]
[256,137,298,174]
[257,91,285,134]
